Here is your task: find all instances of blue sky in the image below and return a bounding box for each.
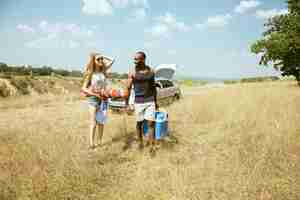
[0,0,288,78]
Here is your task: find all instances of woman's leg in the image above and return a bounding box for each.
[97,123,104,146]
[88,105,97,148]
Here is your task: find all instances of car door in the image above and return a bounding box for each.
[155,81,164,100]
[165,80,177,97]
[158,80,171,99]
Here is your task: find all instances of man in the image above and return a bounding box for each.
[126,51,158,153]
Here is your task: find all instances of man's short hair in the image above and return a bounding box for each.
[136,51,146,60]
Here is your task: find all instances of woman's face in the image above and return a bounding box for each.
[94,55,104,71]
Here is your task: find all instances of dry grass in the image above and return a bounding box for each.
[1,81,300,200]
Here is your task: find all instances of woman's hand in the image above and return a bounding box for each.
[95,94,102,99]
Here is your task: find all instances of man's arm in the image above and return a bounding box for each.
[151,69,159,110]
[154,81,159,110]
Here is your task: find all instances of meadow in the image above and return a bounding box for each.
[1,81,300,200]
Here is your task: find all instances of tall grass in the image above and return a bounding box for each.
[0,81,300,200]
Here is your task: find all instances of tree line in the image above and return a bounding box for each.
[0,62,128,79]
[0,63,83,77]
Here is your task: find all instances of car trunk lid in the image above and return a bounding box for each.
[155,64,177,80]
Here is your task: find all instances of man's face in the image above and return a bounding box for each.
[134,53,145,66]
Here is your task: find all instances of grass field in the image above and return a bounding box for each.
[1,81,300,200]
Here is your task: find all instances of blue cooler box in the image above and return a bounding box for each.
[143,111,168,140]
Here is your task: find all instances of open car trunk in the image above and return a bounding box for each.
[155,64,177,80]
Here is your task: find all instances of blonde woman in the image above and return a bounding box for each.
[81,53,114,150]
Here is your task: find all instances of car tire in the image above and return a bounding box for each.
[174,94,180,101]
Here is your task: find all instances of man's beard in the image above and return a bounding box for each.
[135,62,145,70]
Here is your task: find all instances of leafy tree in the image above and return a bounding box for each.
[119,73,128,79]
[251,0,300,85]
[0,62,8,73]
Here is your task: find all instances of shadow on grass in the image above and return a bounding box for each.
[122,132,137,152]
[158,134,179,151]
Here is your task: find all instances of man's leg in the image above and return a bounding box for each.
[144,102,156,153]
[147,120,155,146]
[136,121,144,149]
[134,103,145,150]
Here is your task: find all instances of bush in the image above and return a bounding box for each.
[240,76,279,83]
[224,80,239,84]
[0,63,84,77]
[182,80,194,87]
[9,77,33,95]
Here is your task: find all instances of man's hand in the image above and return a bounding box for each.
[124,104,134,114]
[155,103,159,111]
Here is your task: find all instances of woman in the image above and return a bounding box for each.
[81,53,114,150]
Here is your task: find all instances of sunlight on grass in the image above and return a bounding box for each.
[0,81,300,200]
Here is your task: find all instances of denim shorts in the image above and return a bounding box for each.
[87,96,101,107]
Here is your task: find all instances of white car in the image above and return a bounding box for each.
[109,64,181,111]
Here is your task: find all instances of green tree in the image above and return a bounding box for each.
[0,62,8,73]
[251,0,300,85]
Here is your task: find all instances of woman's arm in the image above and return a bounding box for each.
[125,71,134,106]
[103,56,115,71]
[81,79,102,98]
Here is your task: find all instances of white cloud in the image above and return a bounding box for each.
[16,24,35,33]
[157,12,190,32]
[23,21,97,49]
[132,0,148,7]
[128,8,146,21]
[81,0,148,16]
[82,0,113,16]
[234,0,261,14]
[110,0,148,8]
[25,34,89,49]
[149,24,170,37]
[109,0,128,8]
[196,14,232,29]
[68,40,81,49]
[167,50,177,55]
[148,12,190,38]
[37,21,94,38]
[25,33,59,49]
[255,9,289,19]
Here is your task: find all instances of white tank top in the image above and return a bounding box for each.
[91,72,107,92]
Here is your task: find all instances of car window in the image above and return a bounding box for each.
[155,82,162,89]
[161,80,173,88]
[166,80,174,87]
[160,80,169,88]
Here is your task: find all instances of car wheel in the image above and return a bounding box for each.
[174,94,180,100]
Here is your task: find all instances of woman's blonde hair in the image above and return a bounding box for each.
[82,52,107,87]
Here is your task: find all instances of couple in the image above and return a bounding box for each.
[81,51,158,153]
